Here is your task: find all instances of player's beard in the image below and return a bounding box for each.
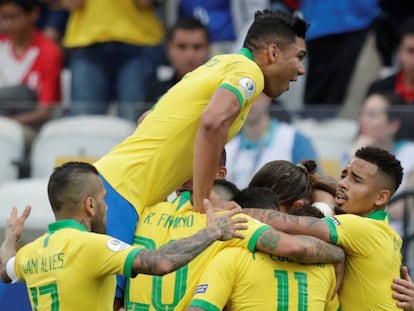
[334,205,346,215]
[91,205,106,234]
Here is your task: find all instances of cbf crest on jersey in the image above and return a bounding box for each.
[107,238,131,252]
[238,77,256,99]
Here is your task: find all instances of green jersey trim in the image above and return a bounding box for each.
[365,209,388,221]
[219,83,244,107]
[323,218,339,244]
[48,219,88,233]
[124,247,143,278]
[189,299,221,311]
[249,225,272,252]
[238,47,254,61]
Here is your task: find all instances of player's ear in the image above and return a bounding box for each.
[291,200,305,209]
[84,196,97,216]
[216,166,227,179]
[374,189,390,207]
[267,44,279,63]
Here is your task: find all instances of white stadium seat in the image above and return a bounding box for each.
[0,116,25,186]
[0,178,52,243]
[30,115,136,178]
[293,117,358,178]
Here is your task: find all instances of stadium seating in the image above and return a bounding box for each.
[0,116,25,186]
[292,117,358,178]
[0,178,52,243]
[30,115,136,178]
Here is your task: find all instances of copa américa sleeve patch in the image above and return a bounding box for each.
[329,216,341,226]
[238,77,256,99]
[195,284,209,294]
[107,238,131,252]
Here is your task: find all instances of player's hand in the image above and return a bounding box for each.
[332,258,345,299]
[5,206,31,242]
[209,192,241,212]
[392,266,414,310]
[204,199,248,241]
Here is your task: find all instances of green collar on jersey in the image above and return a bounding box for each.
[364,209,388,221]
[238,47,254,60]
[48,219,88,233]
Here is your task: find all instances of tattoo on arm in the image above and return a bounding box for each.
[133,228,216,275]
[257,230,344,264]
[244,208,327,236]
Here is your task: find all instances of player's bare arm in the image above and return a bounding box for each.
[132,201,248,275]
[0,206,31,282]
[255,228,344,264]
[243,208,332,242]
[192,88,241,212]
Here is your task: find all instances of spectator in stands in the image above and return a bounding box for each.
[301,0,381,109]
[374,0,414,73]
[368,17,414,105]
[146,17,210,104]
[36,1,68,44]
[0,0,62,151]
[344,92,414,194]
[62,0,164,120]
[226,93,317,188]
[178,0,269,55]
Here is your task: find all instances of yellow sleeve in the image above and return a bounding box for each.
[78,233,141,278]
[226,214,271,252]
[324,214,376,255]
[218,59,264,107]
[189,248,239,310]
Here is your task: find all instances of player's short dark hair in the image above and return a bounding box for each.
[355,147,403,194]
[243,9,308,52]
[0,0,40,11]
[234,187,278,210]
[213,179,240,201]
[288,204,324,218]
[166,17,210,43]
[48,162,99,213]
[249,160,316,208]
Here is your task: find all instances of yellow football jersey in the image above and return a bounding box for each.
[125,195,271,310]
[190,247,339,311]
[94,48,264,216]
[14,220,141,311]
[324,210,402,310]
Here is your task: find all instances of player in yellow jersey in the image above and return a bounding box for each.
[244,146,404,310]
[124,155,344,311]
[92,10,309,276]
[188,187,339,311]
[0,162,251,311]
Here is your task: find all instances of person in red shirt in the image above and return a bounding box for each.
[0,0,62,151]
